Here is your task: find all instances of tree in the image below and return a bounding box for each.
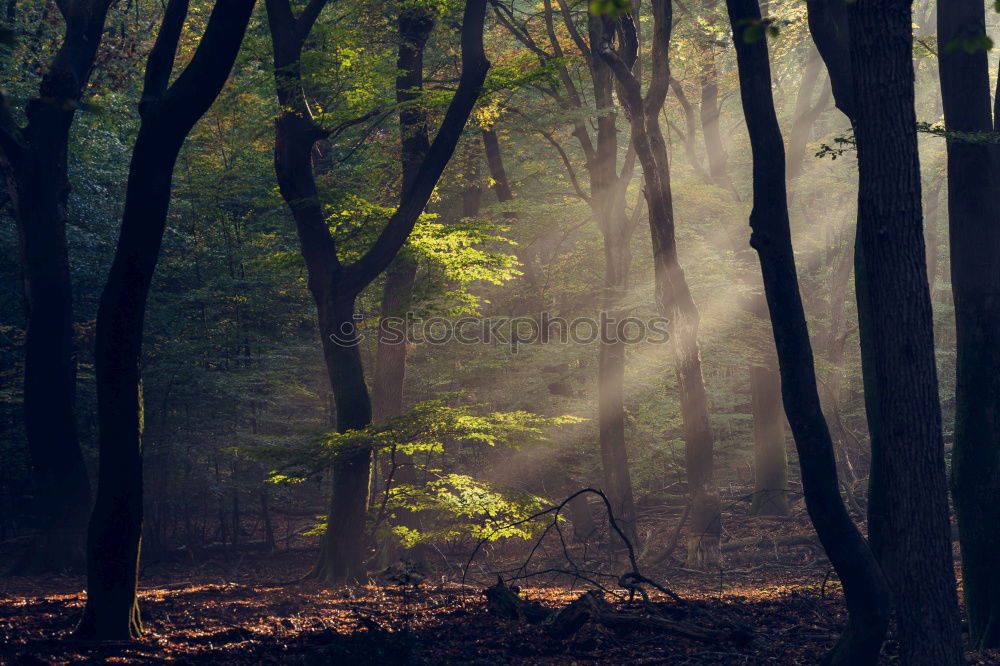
[596,0,721,568]
[846,0,964,661]
[371,5,435,425]
[724,0,890,661]
[937,0,1000,648]
[494,0,640,546]
[749,362,787,516]
[76,0,256,639]
[696,0,731,191]
[0,0,114,571]
[265,0,489,582]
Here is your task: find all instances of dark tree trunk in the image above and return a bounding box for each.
[598,0,719,568]
[848,0,964,662]
[0,0,114,573]
[311,293,374,581]
[481,127,541,290]
[724,1,891,663]
[372,5,434,426]
[801,0,891,564]
[749,363,788,516]
[266,0,489,582]
[937,0,1000,648]
[76,0,255,639]
[482,127,514,203]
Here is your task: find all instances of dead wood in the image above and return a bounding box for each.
[483,578,749,644]
[721,534,821,553]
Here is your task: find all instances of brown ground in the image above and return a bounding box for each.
[2,505,998,665]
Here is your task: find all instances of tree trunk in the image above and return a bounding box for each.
[725,1,890,662]
[372,258,417,423]
[588,14,639,550]
[310,293,374,581]
[76,0,255,639]
[697,0,731,190]
[0,0,115,573]
[266,0,489,581]
[597,2,719,568]
[749,363,788,516]
[371,5,434,426]
[848,0,964,661]
[11,165,91,571]
[937,0,1000,648]
[785,47,831,181]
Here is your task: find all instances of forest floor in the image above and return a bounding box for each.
[2,499,998,665]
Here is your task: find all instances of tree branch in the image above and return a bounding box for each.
[140,0,190,111]
[343,0,490,293]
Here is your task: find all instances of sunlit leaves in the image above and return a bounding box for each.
[252,399,582,482]
[387,474,549,546]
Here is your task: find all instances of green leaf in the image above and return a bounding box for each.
[589,0,631,18]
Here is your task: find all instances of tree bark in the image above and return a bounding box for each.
[0,0,114,572]
[76,0,255,639]
[847,0,964,661]
[937,0,1000,648]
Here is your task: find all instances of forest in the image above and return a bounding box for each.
[0,0,998,662]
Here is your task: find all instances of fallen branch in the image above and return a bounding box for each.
[721,534,821,553]
[483,578,749,644]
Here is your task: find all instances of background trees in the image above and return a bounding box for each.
[0,0,994,662]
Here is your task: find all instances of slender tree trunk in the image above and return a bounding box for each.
[821,238,861,492]
[697,0,731,190]
[0,0,114,573]
[372,5,434,426]
[785,47,831,181]
[372,258,417,423]
[11,165,91,571]
[725,2,890,662]
[598,0,719,567]
[588,14,639,549]
[749,362,788,516]
[923,175,941,291]
[848,0,964,661]
[76,0,255,639]
[937,0,1000,648]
